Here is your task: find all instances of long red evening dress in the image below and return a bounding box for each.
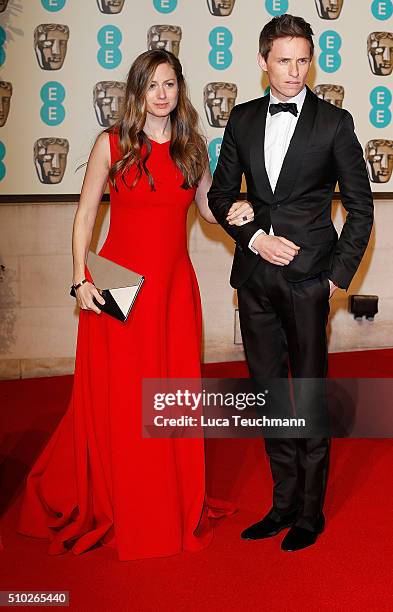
[17,132,216,561]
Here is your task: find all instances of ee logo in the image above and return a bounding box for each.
[370,86,392,128]
[319,30,342,73]
[40,82,65,126]
[97,26,122,69]
[209,138,222,174]
[371,0,393,20]
[265,0,289,16]
[208,28,233,70]
[153,0,177,12]
[0,141,5,182]
[41,0,67,10]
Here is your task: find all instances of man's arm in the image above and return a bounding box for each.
[207,107,262,251]
[329,111,374,290]
[208,107,300,266]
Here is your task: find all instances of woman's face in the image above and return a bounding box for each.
[145,62,179,118]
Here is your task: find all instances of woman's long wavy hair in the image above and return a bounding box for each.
[108,49,208,191]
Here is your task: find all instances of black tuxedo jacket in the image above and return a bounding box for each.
[207,86,373,290]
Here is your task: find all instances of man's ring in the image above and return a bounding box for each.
[242,215,247,222]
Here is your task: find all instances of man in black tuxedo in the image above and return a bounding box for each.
[208,14,373,551]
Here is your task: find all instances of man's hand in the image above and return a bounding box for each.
[252,234,300,266]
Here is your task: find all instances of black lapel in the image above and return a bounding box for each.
[250,94,274,204]
[273,86,318,203]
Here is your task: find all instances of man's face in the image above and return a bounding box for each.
[35,140,68,184]
[315,0,344,19]
[145,62,179,120]
[147,26,182,58]
[35,26,69,70]
[204,83,237,127]
[0,0,9,13]
[368,34,393,76]
[0,83,12,127]
[366,141,393,183]
[96,0,125,14]
[258,36,312,102]
[206,0,236,16]
[94,82,125,127]
[313,84,344,108]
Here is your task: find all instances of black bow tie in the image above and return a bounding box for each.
[269,102,298,117]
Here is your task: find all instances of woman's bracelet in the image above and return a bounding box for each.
[72,278,88,291]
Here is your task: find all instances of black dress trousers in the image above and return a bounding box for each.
[237,258,331,532]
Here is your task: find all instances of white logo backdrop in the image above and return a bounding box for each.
[0,0,391,195]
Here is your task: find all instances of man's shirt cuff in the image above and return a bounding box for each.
[248,229,265,254]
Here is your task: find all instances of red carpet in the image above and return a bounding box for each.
[1,349,393,611]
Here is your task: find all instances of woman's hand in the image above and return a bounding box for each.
[75,281,105,314]
[194,165,254,226]
[226,200,254,226]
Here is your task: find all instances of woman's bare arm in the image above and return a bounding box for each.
[194,165,254,226]
[194,165,216,223]
[72,131,110,313]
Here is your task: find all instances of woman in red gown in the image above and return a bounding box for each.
[17,50,254,561]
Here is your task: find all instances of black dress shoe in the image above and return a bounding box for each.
[281,525,323,552]
[241,509,297,540]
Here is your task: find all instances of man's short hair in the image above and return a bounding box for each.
[259,14,314,60]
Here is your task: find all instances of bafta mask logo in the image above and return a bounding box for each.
[367,32,393,76]
[96,0,125,14]
[147,25,182,57]
[207,0,236,16]
[34,24,70,70]
[0,0,9,13]
[314,0,344,19]
[94,81,126,127]
[204,82,237,128]
[365,139,393,183]
[313,84,344,108]
[34,137,69,184]
[0,81,12,127]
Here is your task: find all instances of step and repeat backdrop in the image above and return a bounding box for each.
[0,0,392,196]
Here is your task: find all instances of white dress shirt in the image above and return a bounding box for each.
[248,87,307,253]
